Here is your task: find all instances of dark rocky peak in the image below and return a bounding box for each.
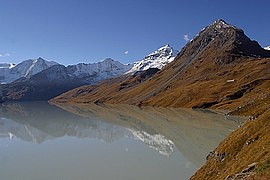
[177,19,270,65]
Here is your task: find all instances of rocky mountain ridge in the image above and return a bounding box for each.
[0,57,58,84]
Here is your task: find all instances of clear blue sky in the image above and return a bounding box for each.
[0,0,269,65]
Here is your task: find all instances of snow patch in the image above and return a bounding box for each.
[24,59,38,77]
[126,44,178,74]
[211,19,237,30]
[9,63,16,69]
[264,46,270,51]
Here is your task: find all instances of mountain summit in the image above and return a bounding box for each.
[0,58,58,84]
[126,44,178,74]
[179,19,270,66]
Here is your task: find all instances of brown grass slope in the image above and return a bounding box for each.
[191,95,270,180]
[51,19,270,112]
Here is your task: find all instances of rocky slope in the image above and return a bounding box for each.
[0,57,58,84]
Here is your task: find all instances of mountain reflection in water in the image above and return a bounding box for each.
[55,103,243,166]
[0,102,242,168]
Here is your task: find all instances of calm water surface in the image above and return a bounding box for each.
[0,102,243,180]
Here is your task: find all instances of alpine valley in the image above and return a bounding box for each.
[51,19,270,179]
[1,19,270,179]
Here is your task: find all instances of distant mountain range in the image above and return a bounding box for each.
[0,57,58,84]
[0,45,177,101]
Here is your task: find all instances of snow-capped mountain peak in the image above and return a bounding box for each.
[146,44,178,60]
[264,46,270,51]
[126,44,178,74]
[189,19,241,43]
[13,58,58,78]
[66,58,132,80]
[0,57,58,84]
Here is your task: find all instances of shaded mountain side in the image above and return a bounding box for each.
[1,65,87,101]
[52,68,160,104]
[1,80,84,101]
[51,20,270,112]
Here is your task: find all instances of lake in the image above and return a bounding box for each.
[0,102,243,180]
